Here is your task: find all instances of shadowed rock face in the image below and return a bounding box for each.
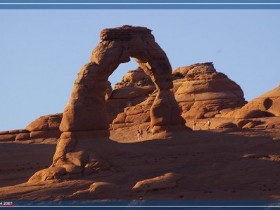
[60,25,184,133]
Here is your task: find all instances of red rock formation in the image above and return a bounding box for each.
[29,25,185,183]
[26,114,62,131]
[112,62,246,130]
[25,113,62,139]
[107,67,155,125]
[231,84,280,119]
[173,62,246,119]
[1,62,248,144]
[59,25,184,133]
[114,67,154,90]
[0,114,63,142]
[0,129,29,142]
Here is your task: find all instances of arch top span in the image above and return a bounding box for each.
[91,25,173,90]
[100,25,152,41]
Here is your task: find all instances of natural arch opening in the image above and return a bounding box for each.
[108,59,138,88]
[106,60,155,125]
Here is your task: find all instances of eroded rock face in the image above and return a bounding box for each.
[29,25,185,183]
[0,129,29,142]
[173,62,246,119]
[25,113,62,140]
[108,67,156,126]
[60,25,184,133]
[26,114,62,131]
[114,67,154,89]
[232,84,280,119]
[112,62,246,129]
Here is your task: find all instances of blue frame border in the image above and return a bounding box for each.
[0,200,280,209]
[1,0,280,209]
[0,0,280,9]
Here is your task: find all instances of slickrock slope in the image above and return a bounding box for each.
[232,84,280,119]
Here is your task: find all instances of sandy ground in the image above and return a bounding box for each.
[1,118,280,201]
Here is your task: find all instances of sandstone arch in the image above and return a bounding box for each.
[60,25,184,133]
[29,26,185,182]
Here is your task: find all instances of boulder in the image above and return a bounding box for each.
[216,122,237,129]
[132,172,183,192]
[89,182,116,193]
[28,167,67,183]
[15,132,30,141]
[237,119,252,128]
[242,120,263,129]
[26,113,62,131]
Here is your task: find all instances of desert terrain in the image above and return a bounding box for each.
[0,26,280,202]
[1,120,280,201]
